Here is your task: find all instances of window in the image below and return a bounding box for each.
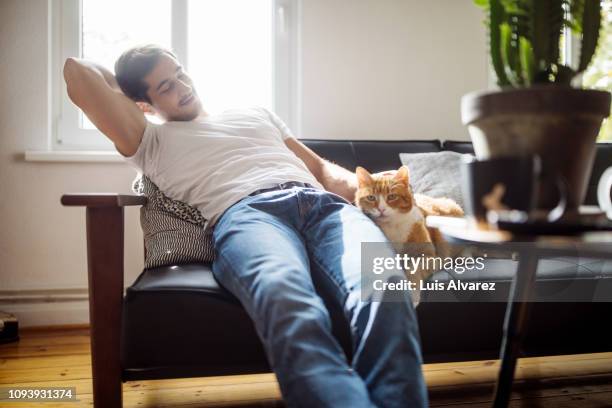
[580,1,611,141]
[52,0,299,150]
[563,0,611,141]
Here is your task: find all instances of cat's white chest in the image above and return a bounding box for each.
[379,206,423,244]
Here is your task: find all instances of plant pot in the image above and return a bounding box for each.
[461,86,611,212]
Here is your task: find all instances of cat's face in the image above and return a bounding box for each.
[355,165,414,223]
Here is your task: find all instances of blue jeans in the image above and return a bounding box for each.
[211,186,427,408]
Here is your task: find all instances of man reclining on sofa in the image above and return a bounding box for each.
[63,44,427,408]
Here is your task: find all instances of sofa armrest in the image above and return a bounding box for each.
[61,193,142,406]
[61,193,147,207]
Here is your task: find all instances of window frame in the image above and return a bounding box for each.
[51,0,300,151]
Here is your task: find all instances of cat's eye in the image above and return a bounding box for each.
[387,193,398,200]
[366,195,376,201]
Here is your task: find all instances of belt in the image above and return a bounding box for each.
[248,181,315,197]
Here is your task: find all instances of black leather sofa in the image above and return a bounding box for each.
[120,139,612,381]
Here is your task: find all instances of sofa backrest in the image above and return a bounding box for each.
[302,139,612,206]
[302,140,442,173]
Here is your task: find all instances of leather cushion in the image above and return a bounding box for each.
[417,301,612,362]
[352,140,442,173]
[121,264,353,375]
[302,140,358,171]
[121,264,263,372]
[130,141,611,269]
[302,139,442,174]
[122,262,612,371]
[421,257,612,303]
[442,141,474,155]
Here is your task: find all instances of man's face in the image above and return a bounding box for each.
[142,54,202,121]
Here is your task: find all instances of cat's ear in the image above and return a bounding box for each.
[394,165,410,184]
[355,166,373,186]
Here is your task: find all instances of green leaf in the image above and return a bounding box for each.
[490,0,512,86]
[474,0,601,88]
[570,0,585,34]
[519,36,536,84]
[501,22,523,85]
[531,0,564,70]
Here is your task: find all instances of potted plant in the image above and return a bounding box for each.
[462,0,611,211]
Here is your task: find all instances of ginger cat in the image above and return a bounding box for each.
[355,165,464,301]
[355,165,463,249]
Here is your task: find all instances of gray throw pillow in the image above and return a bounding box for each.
[398,151,472,209]
[132,175,215,268]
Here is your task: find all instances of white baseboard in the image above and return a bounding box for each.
[0,288,90,328]
[0,301,90,328]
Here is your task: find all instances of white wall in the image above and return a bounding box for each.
[0,0,144,327]
[0,0,487,327]
[300,0,488,139]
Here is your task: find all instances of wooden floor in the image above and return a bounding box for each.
[1,325,612,407]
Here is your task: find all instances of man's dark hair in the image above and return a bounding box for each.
[114,44,177,103]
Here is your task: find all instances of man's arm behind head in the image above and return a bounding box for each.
[63,58,146,157]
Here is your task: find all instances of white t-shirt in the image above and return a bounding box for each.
[122,107,324,226]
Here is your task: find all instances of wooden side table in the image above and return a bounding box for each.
[426,216,612,408]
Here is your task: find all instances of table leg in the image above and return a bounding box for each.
[492,252,539,408]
